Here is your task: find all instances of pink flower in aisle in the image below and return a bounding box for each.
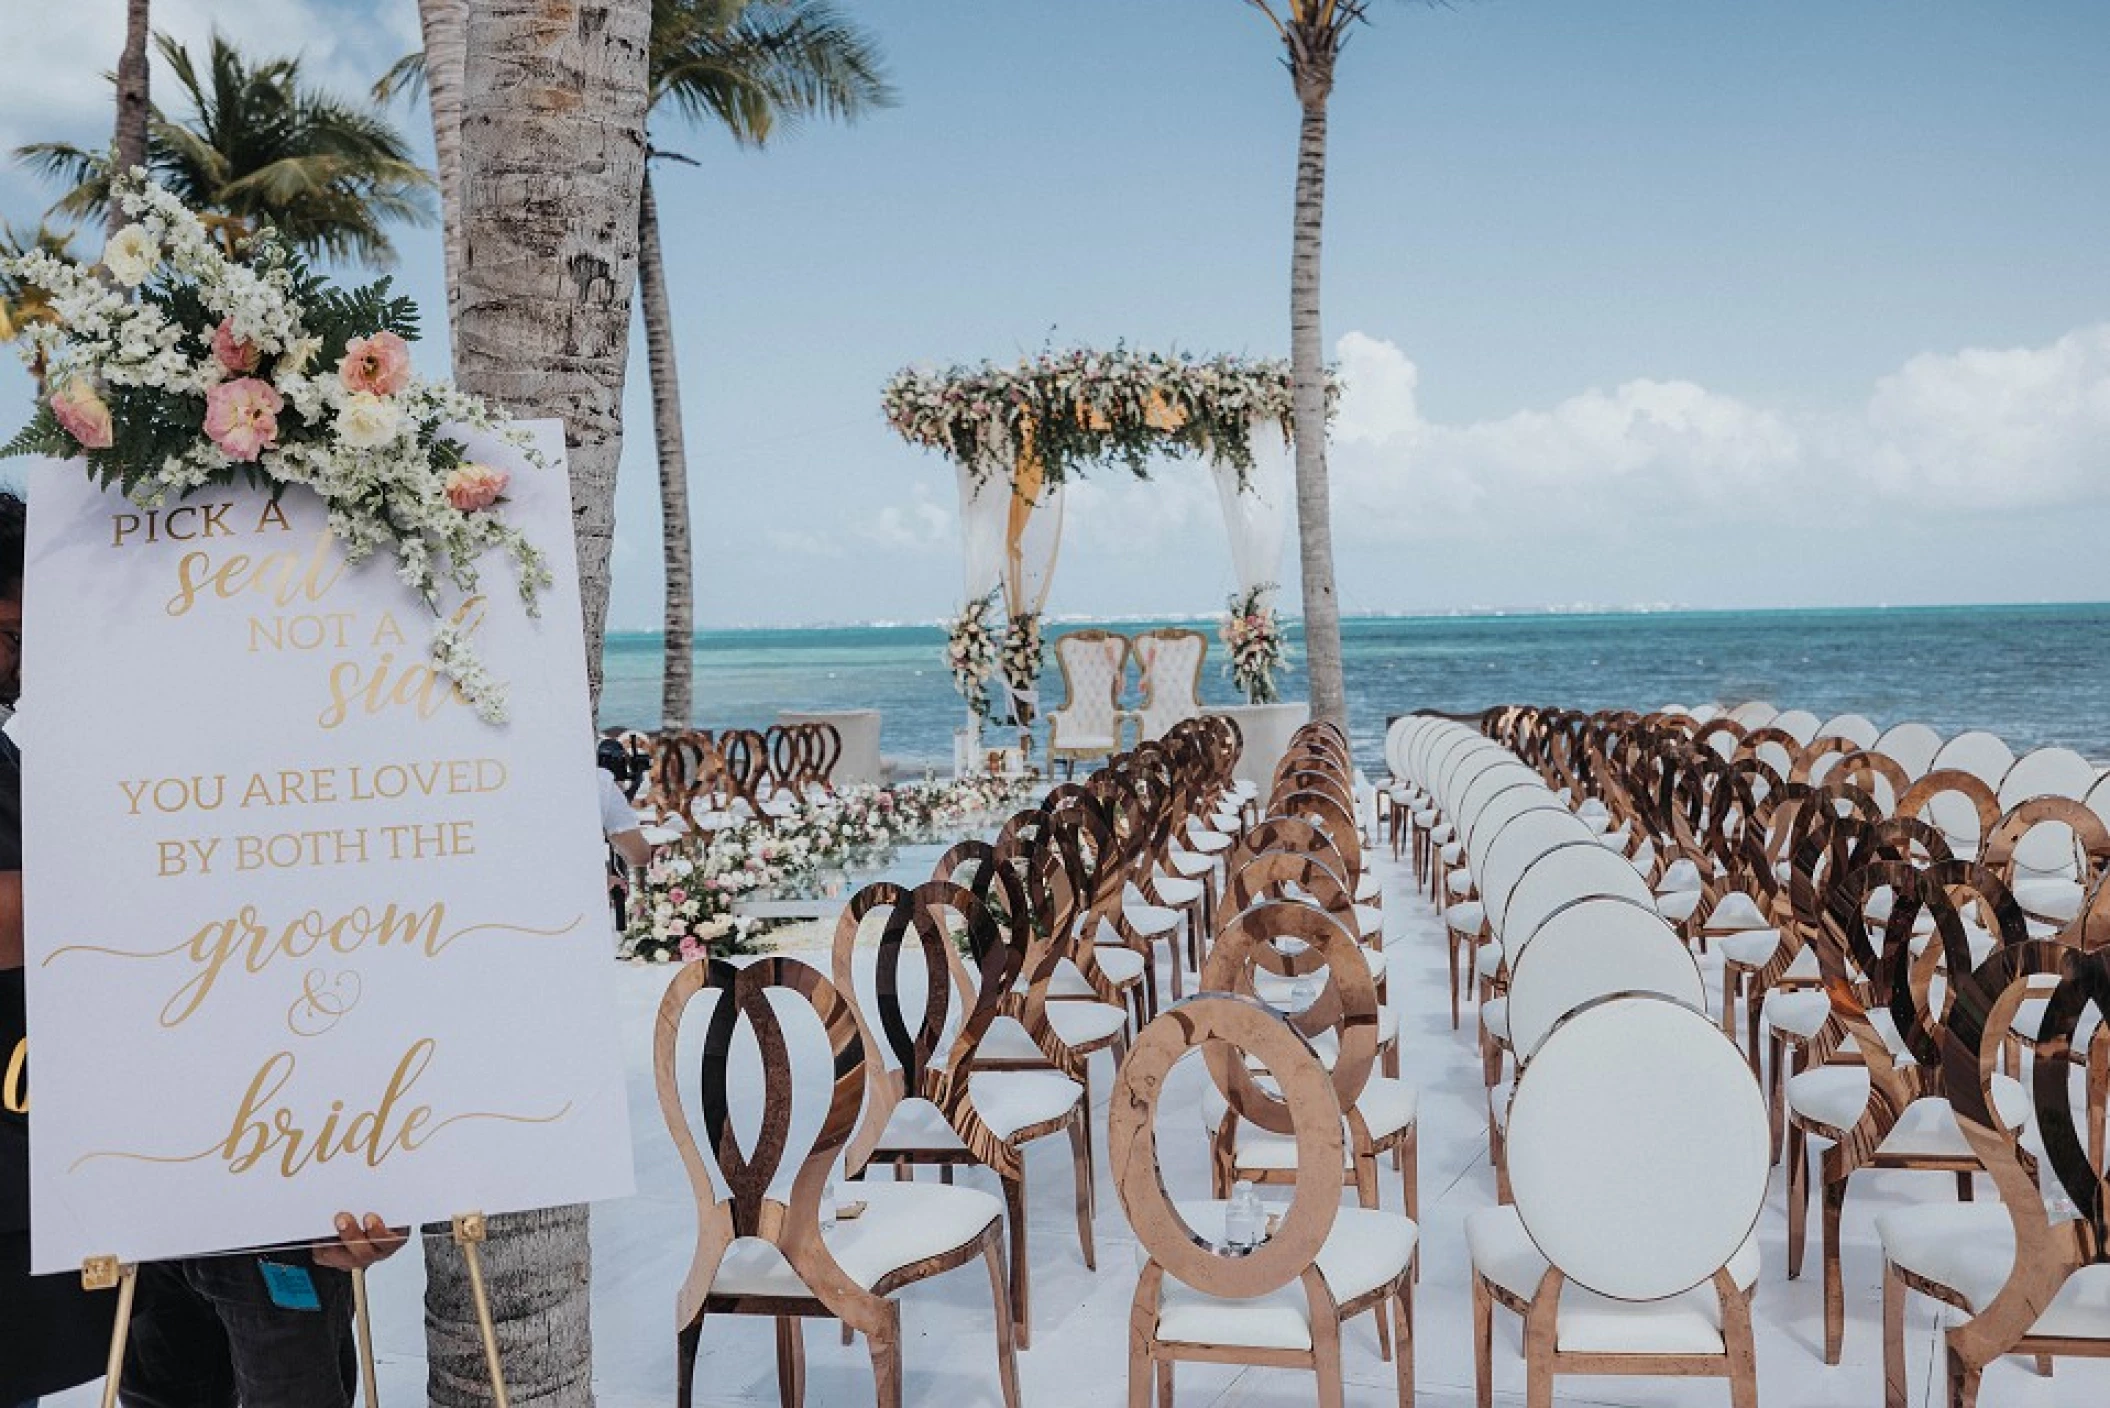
[49,378,114,449]
[678,936,706,962]
[444,462,509,512]
[339,330,413,396]
[211,318,260,374]
[204,377,283,461]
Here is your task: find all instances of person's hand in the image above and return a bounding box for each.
[312,1212,408,1271]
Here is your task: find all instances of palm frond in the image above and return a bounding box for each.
[652,0,896,147]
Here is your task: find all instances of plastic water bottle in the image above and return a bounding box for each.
[1225,1180,1260,1254]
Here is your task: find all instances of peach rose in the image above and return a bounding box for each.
[444,462,510,513]
[50,379,114,450]
[204,377,283,462]
[338,331,412,397]
[211,318,260,375]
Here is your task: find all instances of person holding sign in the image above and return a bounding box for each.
[0,490,112,1408]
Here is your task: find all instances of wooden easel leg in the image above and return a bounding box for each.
[453,1212,513,1408]
[86,1259,139,1408]
[352,1266,382,1407]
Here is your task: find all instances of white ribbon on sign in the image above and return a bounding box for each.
[1211,418,1292,607]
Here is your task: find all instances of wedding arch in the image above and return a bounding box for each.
[882,347,1337,731]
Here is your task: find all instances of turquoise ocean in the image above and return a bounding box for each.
[600,604,2110,772]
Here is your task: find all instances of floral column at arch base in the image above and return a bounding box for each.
[1212,418,1294,704]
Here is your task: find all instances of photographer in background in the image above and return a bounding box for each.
[598,739,650,933]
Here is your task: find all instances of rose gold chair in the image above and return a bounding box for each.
[831,879,1095,1348]
[1876,875,2110,1407]
[1469,994,1769,1408]
[1112,993,1418,1408]
[656,956,1021,1408]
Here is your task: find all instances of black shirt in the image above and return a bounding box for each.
[1,729,116,1399]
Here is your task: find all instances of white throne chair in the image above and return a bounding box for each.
[1046,630,1129,775]
[1131,628,1206,743]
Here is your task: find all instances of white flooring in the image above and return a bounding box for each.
[56,844,2110,1406]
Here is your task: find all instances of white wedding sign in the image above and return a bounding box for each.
[20,420,634,1273]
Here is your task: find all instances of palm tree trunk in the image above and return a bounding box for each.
[109,0,151,236]
[417,0,469,353]
[430,3,651,1403]
[638,165,696,729]
[1289,88,1347,731]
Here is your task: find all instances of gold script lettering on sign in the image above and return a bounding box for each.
[317,597,488,730]
[163,901,448,1027]
[220,1039,438,1177]
[164,531,344,618]
[4,1037,26,1114]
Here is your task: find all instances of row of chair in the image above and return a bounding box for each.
[605,721,845,832]
[1395,703,2109,1406]
[1387,715,1772,1408]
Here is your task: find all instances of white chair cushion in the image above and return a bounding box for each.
[1446,900,1486,935]
[1718,929,1781,968]
[872,1069,1082,1153]
[1787,1069,2030,1153]
[1233,780,1260,801]
[1467,1204,1761,1355]
[1153,874,1206,906]
[1355,872,1380,903]
[985,1001,1126,1054]
[1154,1202,1418,1352]
[1482,996,1511,1046]
[712,1180,1003,1298]
[1659,858,1705,892]
[1878,1201,2110,1340]
[1761,988,1830,1041]
[1705,892,1772,931]
[1125,900,1181,936]
[1224,1076,1421,1171]
[1441,841,1466,865]
[2013,876,2085,924]
[1051,730,1116,752]
[1354,904,1384,941]
[1656,889,1702,923]
[1090,944,1147,986]
[1447,868,1474,898]
[1167,847,1215,878]
[1185,822,1233,854]
[1476,943,1504,981]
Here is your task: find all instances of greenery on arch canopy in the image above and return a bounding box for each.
[881,346,1341,488]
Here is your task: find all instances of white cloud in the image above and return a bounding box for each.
[1326,323,2110,545]
[0,0,423,154]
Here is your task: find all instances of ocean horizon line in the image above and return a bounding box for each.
[604,597,2110,640]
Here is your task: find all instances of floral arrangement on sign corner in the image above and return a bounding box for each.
[881,345,1343,488]
[1221,584,1288,705]
[998,610,1044,728]
[943,587,1000,719]
[0,174,548,724]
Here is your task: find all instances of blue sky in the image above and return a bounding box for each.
[3,0,2107,628]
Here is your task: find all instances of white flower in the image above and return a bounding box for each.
[281,336,324,375]
[101,225,160,287]
[334,391,403,449]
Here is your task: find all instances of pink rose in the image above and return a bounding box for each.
[50,378,114,450]
[677,936,706,962]
[204,378,283,462]
[668,888,688,906]
[212,318,260,375]
[338,331,412,396]
[444,462,509,513]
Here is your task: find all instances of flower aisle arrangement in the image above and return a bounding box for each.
[0,176,547,723]
[881,345,1341,488]
[998,610,1044,729]
[621,774,1039,963]
[1221,585,1288,705]
[943,588,1000,718]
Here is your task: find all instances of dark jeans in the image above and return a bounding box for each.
[120,1253,357,1408]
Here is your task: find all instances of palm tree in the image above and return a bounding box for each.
[641,0,894,727]
[0,225,73,388]
[111,0,152,237]
[378,0,469,345]
[1243,0,1387,732]
[18,32,433,266]
[422,2,650,1400]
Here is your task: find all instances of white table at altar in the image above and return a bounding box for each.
[776,708,884,786]
[1208,701,1309,790]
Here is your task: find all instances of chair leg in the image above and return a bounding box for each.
[868,1303,904,1408]
[1471,1274,1493,1408]
[1786,1122,1808,1280]
[1155,1359,1174,1408]
[1069,1111,1097,1270]
[1393,1281,1415,1408]
[1823,1174,1848,1365]
[1315,1337,1346,1408]
[1004,1172,1033,1351]
[983,1228,1022,1408]
[775,1315,806,1408]
[1447,927,1462,1030]
[1375,1292,1393,1363]
[1947,1348,1981,1408]
[677,1322,704,1408]
[1883,1263,1909,1408]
